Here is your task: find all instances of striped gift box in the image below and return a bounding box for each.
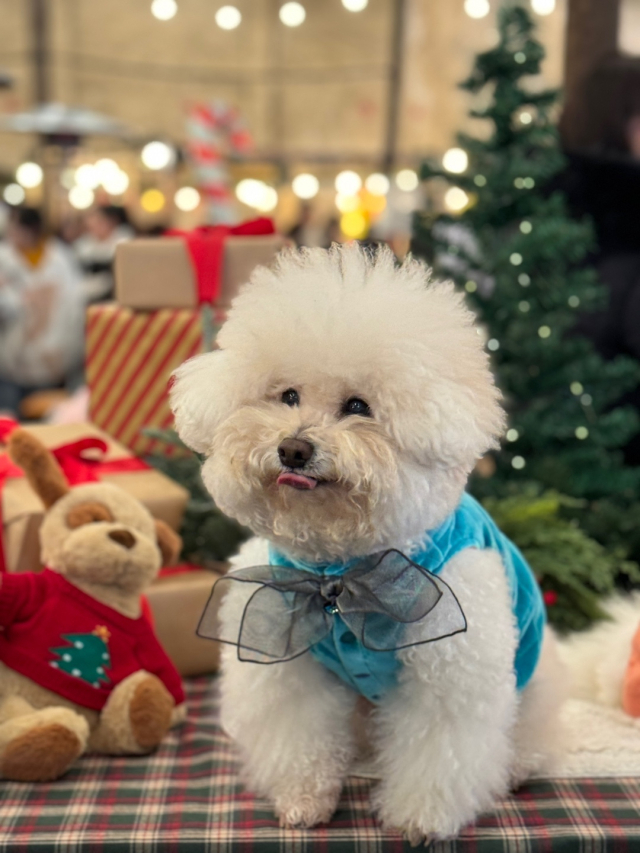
[86,303,209,456]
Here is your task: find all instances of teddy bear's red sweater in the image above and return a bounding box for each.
[0,570,185,711]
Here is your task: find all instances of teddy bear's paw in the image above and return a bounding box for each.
[0,721,86,782]
[129,675,174,751]
[275,788,341,828]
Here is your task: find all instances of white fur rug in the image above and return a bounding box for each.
[352,699,640,780]
[547,699,640,778]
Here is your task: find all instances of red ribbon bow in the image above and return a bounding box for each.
[165,217,276,305]
[0,419,150,573]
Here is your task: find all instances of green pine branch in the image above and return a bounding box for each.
[144,427,250,565]
[484,488,640,633]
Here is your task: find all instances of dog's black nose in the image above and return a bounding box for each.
[278,438,314,469]
[108,529,136,550]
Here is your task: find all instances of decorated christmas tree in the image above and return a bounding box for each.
[50,627,111,687]
[412,3,640,564]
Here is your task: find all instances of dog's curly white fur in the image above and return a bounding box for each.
[171,244,563,838]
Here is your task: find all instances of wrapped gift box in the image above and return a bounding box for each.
[1,422,189,574]
[86,303,207,456]
[115,232,288,311]
[87,220,287,455]
[145,567,227,677]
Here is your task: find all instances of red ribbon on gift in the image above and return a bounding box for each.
[158,562,205,579]
[165,217,275,305]
[0,418,150,573]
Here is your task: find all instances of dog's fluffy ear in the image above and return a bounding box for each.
[154,519,182,566]
[8,429,70,508]
[170,351,233,454]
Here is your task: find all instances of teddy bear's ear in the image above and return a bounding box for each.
[8,429,70,508]
[154,519,182,566]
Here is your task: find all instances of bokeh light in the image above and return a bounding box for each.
[151,0,177,21]
[292,173,319,199]
[16,162,43,188]
[235,179,278,212]
[335,194,360,213]
[444,186,469,211]
[103,169,130,195]
[279,2,306,26]
[141,141,175,170]
[464,0,490,19]
[69,186,95,209]
[335,170,362,195]
[342,0,368,11]
[3,184,25,205]
[340,211,368,239]
[140,189,166,212]
[442,147,468,174]
[215,6,242,29]
[174,186,201,211]
[531,0,555,14]
[75,164,100,190]
[395,169,418,191]
[364,173,390,195]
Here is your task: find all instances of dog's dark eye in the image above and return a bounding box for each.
[342,397,371,417]
[281,388,300,407]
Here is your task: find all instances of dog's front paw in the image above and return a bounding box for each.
[401,825,436,848]
[377,818,439,848]
[375,795,462,845]
[275,788,341,828]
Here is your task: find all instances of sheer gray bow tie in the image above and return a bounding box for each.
[197,549,467,664]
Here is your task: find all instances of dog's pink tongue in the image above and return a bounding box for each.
[277,472,318,490]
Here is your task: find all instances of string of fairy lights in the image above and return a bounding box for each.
[151,1,557,27]
[150,1,371,27]
[2,0,559,232]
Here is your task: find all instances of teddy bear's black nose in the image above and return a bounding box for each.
[108,529,136,550]
[278,438,314,469]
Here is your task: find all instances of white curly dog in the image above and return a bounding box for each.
[171,244,563,842]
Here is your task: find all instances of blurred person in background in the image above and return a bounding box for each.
[565,56,640,264]
[0,206,84,417]
[74,204,133,303]
[565,57,640,461]
[323,216,343,248]
[287,202,325,248]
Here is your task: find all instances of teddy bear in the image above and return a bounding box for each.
[0,426,185,782]
[170,243,565,842]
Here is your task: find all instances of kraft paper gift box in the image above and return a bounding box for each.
[145,567,227,677]
[0,421,188,575]
[87,218,288,455]
[115,220,288,311]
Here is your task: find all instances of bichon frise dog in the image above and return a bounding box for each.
[171,244,563,842]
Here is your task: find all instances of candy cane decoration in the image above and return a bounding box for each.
[185,100,253,224]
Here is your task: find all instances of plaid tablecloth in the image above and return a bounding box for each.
[0,677,639,852]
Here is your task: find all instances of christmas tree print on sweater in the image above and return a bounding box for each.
[49,625,111,688]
